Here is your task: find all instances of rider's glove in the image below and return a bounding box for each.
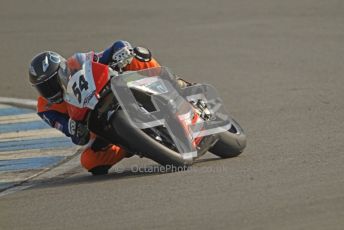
[68,119,90,145]
[112,45,134,70]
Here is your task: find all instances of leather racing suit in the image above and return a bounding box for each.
[36,41,160,175]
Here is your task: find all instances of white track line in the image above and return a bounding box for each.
[0,104,10,109]
[0,97,81,197]
[0,97,36,110]
[0,147,78,160]
[0,113,40,124]
[0,128,65,142]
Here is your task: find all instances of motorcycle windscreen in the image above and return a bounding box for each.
[111,66,232,159]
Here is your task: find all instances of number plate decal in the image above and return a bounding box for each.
[64,60,98,109]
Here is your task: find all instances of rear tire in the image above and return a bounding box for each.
[209,119,247,158]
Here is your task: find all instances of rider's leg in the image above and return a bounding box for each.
[80,137,127,175]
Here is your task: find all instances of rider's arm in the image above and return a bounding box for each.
[124,57,160,71]
[38,110,71,136]
[37,97,89,145]
[97,40,160,68]
[97,40,132,65]
[37,97,70,135]
[97,48,112,65]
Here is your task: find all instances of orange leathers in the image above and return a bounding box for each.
[37,96,68,114]
[124,57,160,71]
[37,56,160,172]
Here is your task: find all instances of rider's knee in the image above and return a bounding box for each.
[80,147,98,171]
[80,146,126,175]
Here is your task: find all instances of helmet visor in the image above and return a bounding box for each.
[35,71,63,103]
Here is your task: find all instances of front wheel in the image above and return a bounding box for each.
[110,110,193,167]
[209,119,247,158]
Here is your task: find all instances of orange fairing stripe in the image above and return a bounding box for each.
[66,102,89,121]
[91,62,110,94]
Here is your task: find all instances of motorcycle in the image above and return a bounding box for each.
[59,52,247,168]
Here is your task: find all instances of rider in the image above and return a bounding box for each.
[28,40,161,175]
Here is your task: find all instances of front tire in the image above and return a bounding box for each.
[111,110,193,167]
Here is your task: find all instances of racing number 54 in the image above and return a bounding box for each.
[72,75,89,103]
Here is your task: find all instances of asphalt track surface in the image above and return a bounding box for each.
[1,0,344,229]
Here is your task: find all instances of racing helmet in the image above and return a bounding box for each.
[29,51,66,104]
